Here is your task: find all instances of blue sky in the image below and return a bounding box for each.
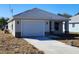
[0,4,79,18]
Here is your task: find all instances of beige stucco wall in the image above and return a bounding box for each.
[15,19,21,32]
[45,20,49,32]
[69,23,79,32]
[8,20,16,36]
[8,19,63,37]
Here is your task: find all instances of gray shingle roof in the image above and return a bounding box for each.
[9,8,69,22]
[69,15,79,23]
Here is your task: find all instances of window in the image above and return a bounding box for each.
[54,22,59,31]
[17,21,19,24]
[11,24,13,30]
[72,24,75,27]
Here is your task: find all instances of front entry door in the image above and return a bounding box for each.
[54,22,60,32]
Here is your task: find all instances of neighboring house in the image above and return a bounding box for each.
[8,8,70,37]
[69,15,79,33]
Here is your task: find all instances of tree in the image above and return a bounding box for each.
[0,17,8,29]
[58,13,72,18]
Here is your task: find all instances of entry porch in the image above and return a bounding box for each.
[45,20,69,36]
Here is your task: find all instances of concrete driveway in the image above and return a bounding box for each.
[24,37,79,54]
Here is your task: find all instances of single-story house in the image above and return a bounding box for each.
[69,15,79,33]
[8,8,70,37]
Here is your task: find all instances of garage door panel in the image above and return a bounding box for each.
[21,20,45,36]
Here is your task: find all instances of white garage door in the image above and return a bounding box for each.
[21,20,45,37]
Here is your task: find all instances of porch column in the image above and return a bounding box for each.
[65,20,69,34]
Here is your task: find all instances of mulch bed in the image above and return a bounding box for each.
[48,33,79,47]
[58,39,79,47]
[57,33,79,47]
[0,30,44,54]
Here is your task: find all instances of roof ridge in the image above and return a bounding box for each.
[13,8,33,17]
